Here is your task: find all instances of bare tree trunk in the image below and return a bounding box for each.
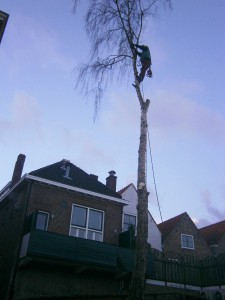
[130,98,150,300]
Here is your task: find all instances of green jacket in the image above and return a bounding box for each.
[135,44,151,62]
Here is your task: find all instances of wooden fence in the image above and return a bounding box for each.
[150,251,225,287]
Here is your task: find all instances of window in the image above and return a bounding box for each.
[181,234,194,249]
[123,214,136,232]
[70,205,104,242]
[36,211,49,231]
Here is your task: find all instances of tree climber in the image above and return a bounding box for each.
[132,43,152,84]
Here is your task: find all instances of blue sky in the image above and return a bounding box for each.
[1,0,225,227]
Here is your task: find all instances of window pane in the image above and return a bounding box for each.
[70,227,86,238]
[123,214,136,231]
[181,235,194,249]
[72,206,87,227]
[88,209,103,230]
[87,230,102,241]
[36,212,48,230]
[70,227,77,237]
[77,228,86,238]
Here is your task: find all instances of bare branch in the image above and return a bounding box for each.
[74,0,171,113]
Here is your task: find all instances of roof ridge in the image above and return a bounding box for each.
[158,212,186,226]
[199,219,225,230]
[118,183,136,194]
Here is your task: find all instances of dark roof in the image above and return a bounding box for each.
[29,160,121,200]
[199,220,225,245]
[158,212,187,241]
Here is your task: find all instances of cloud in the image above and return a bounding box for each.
[5,13,74,76]
[0,91,43,139]
[192,217,211,229]
[200,189,225,222]
[149,88,225,142]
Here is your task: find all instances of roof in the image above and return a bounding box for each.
[158,212,187,241]
[118,183,136,194]
[199,220,225,245]
[29,160,122,200]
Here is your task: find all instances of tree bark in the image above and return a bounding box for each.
[130,98,150,300]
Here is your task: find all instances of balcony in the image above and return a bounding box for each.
[19,230,225,289]
[19,229,154,276]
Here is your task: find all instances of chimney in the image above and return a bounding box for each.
[11,154,26,187]
[106,170,117,191]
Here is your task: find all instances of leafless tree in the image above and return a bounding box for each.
[73,1,170,299]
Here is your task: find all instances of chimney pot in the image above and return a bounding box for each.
[11,154,26,187]
[106,170,117,191]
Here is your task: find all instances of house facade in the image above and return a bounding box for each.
[0,155,131,300]
[119,183,162,252]
[199,220,225,256]
[158,212,212,260]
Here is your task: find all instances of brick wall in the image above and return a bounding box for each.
[15,263,121,299]
[0,181,30,300]
[27,182,123,245]
[163,214,211,259]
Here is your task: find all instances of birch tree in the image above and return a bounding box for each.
[73,1,170,298]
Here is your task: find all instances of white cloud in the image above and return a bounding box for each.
[201,189,225,222]
[0,91,43,139]
[149,88,225,142]
[5,13,74,76]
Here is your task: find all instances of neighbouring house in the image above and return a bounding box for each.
[118,183,162,252]
[0,10,9,44]
[158,212,212,260]
[199,220,225,256]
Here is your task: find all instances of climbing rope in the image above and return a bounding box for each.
[139,81,163,222]
[147,127,163,223]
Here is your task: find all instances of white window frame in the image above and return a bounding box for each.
[70,204,104,242]
[36,210,49,231]
[181,234,194,250]
[122,213,137,232]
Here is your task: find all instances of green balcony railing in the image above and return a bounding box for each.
[20,229,225,288]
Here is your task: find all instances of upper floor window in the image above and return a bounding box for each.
[123,213,136,232]
[181,234,194,250]
[70,204,104,242]
[36,211,49,231]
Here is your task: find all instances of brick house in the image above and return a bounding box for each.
[199,220,225,256]
[118,183,162,252]
[0,155,129,299]
[158,212,211,260]
[1,155,157,300]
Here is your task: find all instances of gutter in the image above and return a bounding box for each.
[26,174,128,205]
